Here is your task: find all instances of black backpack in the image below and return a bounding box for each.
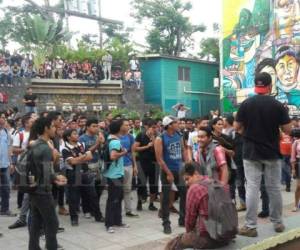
[102,138,118,170]
[15,142,42,194]
[199,179,238,242]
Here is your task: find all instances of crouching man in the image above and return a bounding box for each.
[165,162,236,250]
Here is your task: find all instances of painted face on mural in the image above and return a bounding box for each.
[275,55,299,90]
[277,0,295,13]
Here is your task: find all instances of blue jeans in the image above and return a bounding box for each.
[281,156,291,188]
[0,167,10,212]
[25,106,37,114]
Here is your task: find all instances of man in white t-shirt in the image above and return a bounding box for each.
[129,56,139,72]
[187,116,209,162]
[102,52,113,80]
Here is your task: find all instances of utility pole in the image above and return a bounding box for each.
[98,0,103,49]
[63,0,71,47]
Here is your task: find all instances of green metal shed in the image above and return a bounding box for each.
[139,55,220,118]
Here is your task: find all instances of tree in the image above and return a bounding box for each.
[132,0,206,56]
[11,14,71,67]
[0,12,14,50]
[102,23,133,45]
[199,37,219,62]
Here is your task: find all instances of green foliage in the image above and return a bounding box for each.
[0,12,14,50]
[102,23,133,45]
[199,37,219,62]
[149,106,168,120]
[132,0,206,56]
[100,108,141,120]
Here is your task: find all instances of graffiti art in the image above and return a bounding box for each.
[222,0,300,116]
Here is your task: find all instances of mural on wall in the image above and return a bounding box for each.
[222,0,300,116]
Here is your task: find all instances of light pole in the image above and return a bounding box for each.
[98,0,103,49]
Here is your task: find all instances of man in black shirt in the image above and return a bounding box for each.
[23,87,37,114]
[235,72,292,237]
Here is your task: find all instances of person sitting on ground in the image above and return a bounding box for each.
[165,162,231,250]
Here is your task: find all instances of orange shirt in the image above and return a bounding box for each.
[280,132,292,156]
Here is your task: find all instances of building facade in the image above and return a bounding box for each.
[139,55,219,118]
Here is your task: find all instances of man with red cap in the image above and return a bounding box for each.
[235,72,293,237]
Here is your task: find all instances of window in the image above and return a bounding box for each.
[178,66,191,82]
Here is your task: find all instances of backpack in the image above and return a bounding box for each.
[15,141,43,194]
[199,179,238,242]
[102,138,118,170]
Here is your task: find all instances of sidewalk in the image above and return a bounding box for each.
[0,184,298,250]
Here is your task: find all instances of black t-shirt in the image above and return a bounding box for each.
[135,132,156,162]
[236,95,290,160]
[62,143,88,171]
[24,94,37,107]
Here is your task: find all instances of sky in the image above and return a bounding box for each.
[2,0,221,54]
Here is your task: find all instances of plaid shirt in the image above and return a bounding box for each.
[185,177,210,236]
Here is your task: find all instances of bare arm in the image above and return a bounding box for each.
[110,149,127,161]
[67,151,93,165]
[154,137,171,175]
[219,164,229,185]
[133,141,152,152]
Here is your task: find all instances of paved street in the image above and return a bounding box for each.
[0,183,299,250]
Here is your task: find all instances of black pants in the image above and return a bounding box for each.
[261,175,269,213]
[138,160,158,199]
[29,194,58,250]
[18,191,25,209]
[105,177,123,228]
[161,170,186,227]
[78,171,102,220]
[52,183,65,207]
[236,165,246,204]
[229,169,237,201]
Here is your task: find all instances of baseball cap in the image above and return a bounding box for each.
[162,116,177,126]
[254,72,272,94]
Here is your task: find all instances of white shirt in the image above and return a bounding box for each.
[12,131,30,150]
[187,130,199,160]
[177,110,186,119]
[129,59,139,71]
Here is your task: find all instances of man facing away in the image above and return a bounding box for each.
[235,72,292,237]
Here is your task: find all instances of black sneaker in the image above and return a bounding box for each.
[8,220,27,229]
[57,227,65,233]
[286,187,291,192]
[149,204,158,211]
[258,211,269,218]
[71,220,79,227]
[95,216,105,223]
[137,201,143,211]
[163,225,172,234]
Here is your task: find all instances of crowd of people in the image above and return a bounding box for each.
[0,72,299,250]
[0,51,142,89]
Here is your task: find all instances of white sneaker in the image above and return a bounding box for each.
[107,227,115,233]
[84,213,91,219]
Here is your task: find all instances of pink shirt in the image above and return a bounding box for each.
[291,139,300,163]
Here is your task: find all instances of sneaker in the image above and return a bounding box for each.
[0,211,17,217]
[137,201,143,211]
[258,211,269,218]
[149,204,158,211]
[58,207,69,216]
[126,212,139,218]
[71,219,79,227]
[107,227,115,233]
[237,204,247,212]
[95,216,105,223]
[8,220,27,229]
[238,226,258,237]
[84,213,91,219]
[286,187,291,192]
[163,225,172,235]
[57,227,65,233]
[274,223,285,233]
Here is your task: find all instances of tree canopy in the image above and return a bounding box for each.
[131,0,205,56]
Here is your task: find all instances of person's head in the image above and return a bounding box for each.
[256,58,277,95]
[223,115,234,129]
[146,119,157,135]
[185,118,194,130]
[275,46,300,91]
[109,119,124,135]
[198,126,213,149]
[128,119,134,128]
[106,113,113,122]
[162,116,179,132]
[183,162,206,187]
[78,116,87,128]
[26,87,33,95]
[22,115,34,131]
[7,119,15,129]
[254,72,272,95]
[86,118,99,135]
[291,117,299,128]
[39,111,48,118]
[0,111,6,127]
[179,118,186,130]
[15,117,22,128]
[210,117,224,135]
[196,116,210,129]
[47,111,63,129]
[99,121,106,130]
[63,129,79,143]
[120,119,130,135]
[34,116,56,139]
[179,104,185,111]
[68,119,77,130]
[134,119,141,129]
[56,126,64,139]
